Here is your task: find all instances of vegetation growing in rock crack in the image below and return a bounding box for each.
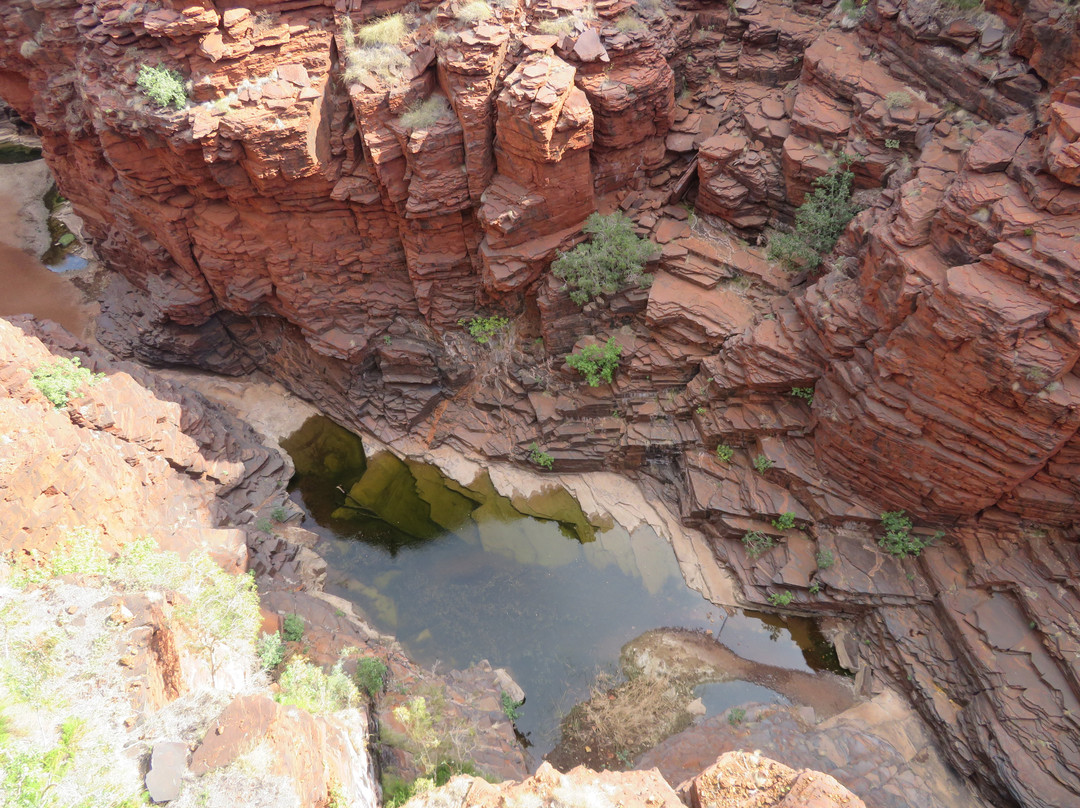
[458,314,510,345]
[399,95,450,129]
[356,656,388,697]
[879,510,942,558]
[716,443,734,463]
[30,356,104,408]
[566,338,622,387]
[552,212,658,305]
[341,15,410,85]
[815,548,835,569]
[727,707,746,726]
[136,64,188,109]
[742,530,776,559]
[789,386,814,403]
[768,590,795,607]
[768,157,858,272]
[771,512,796,531]
[528,442,554,469]
[500,691,523,722]
[753,454,774,474]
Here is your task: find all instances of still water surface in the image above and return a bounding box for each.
[283,416,840,756]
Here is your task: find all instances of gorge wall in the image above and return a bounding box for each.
[2,0,1080,806]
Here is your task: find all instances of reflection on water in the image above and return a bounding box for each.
[283,416,841,757]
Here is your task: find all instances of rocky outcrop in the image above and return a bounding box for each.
[4,1,1080,807]
[400,752,865,808]
[0,314,378,808]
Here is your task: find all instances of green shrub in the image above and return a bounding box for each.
[282,613,305,642]
[815,548,835,569]
[552,213,658,305]
[768,590,794,607]
[727,707,746,726]
[456,1,494,23]
[839,0,869,17]
[789,386,814,403]
[885,138,901,150]
[31,357,104,409]
[878,510,941,558]
[257,632,286,670]
[752,454,774,474]
[399,96,450,129]
[356,656,388,697]
[940,0,983,9]
[771,512,796,531]
[500,691,523,721]
[742,530,776,559]
[566,338,622,387]
[136,64,188,109]
[809,580,822,594]
[271,506,289,523]
[716,444,734,463]
[528,442,554,470]
[458,314,510,344]
[277,658,359,714]
[768,159,858,272]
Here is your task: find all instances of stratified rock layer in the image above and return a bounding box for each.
[3,2,1080,807]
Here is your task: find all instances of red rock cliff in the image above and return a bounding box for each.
[3,1,1080,807]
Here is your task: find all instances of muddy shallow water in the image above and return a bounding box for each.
[283,416,849,760]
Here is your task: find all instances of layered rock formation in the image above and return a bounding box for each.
[3,1,1080,807]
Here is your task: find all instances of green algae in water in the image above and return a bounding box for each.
[0,143,42,163]
[283,415,847,757]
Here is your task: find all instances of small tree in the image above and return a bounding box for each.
[768,158,858,272]
[552,213,658,305]
[566,338,622,387]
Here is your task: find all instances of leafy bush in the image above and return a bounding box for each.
[566,338,622,387]
[458,314,510,344]
[500,692,523,721]
[277,658,359,714]
[282,613,305,642]
[752,454,774,474]
[727,707,746,726]
[716,444,734,463]
[528,442,554,470]
[456,1,493,23]
[768,159,858,272]
[815,548,835,569]
[552,213,658,305]
[768,590,794,607]
[31,357,104,408]
[789,386,814,403]
[878,510,941,558]
[356,656,388,697]
[271,505,289,522]
[393,697,441,773]
[257,632,286,670]
[399,95,450,129]
[885,138,901,150]
[742,530,776,559]
[771,512,796,531]
[136,65,187,109]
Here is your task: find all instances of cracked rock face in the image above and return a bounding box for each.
[3,1,1080,806]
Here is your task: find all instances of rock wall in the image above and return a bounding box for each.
[3,1,1080,807]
